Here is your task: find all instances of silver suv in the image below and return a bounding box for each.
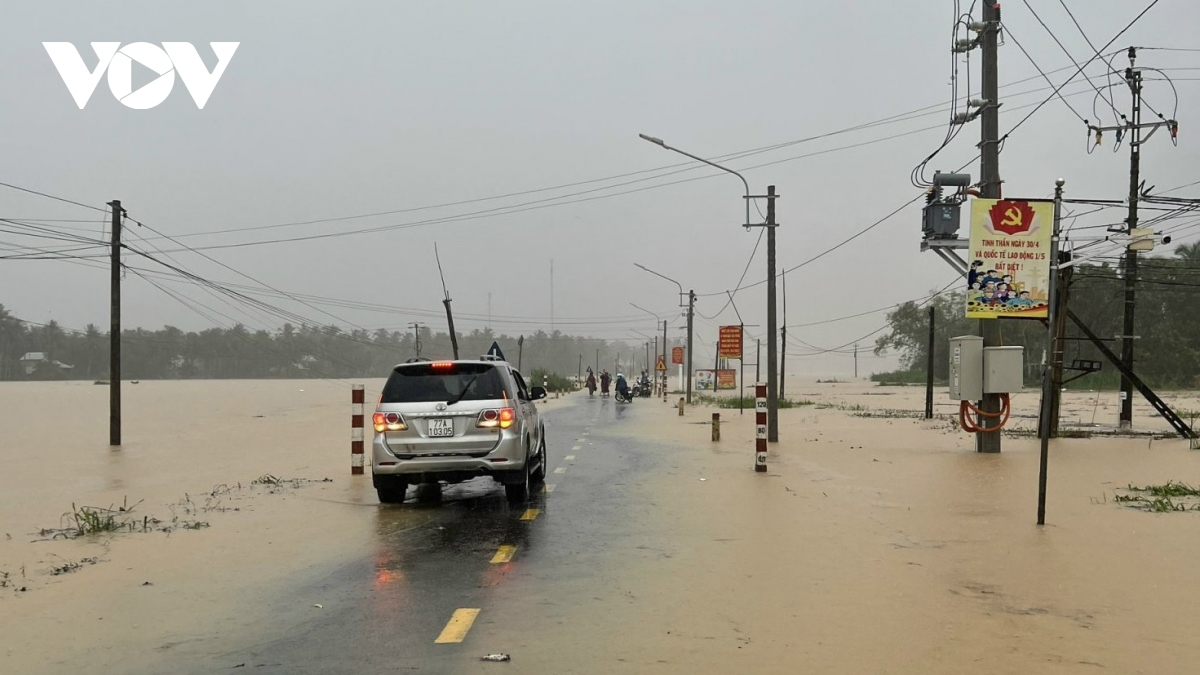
[371,357,548,504]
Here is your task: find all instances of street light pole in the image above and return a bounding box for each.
[639,133,779,440]
[634,263,695,404]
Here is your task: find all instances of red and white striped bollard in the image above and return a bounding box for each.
[755,383,767,472]
[351,384,365,475]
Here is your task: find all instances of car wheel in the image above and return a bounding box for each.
[531,434,547,484]
[505,447,532,504]
[377,481,407,504]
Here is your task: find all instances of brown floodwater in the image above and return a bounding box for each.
[3,379,1199,673]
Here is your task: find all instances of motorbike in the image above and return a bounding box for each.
[634,378,652,397]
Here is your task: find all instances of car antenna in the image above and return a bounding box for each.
[434,242,460,359]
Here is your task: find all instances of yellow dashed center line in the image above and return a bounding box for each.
[542,483,556,493]
[564,455,575,461]
[490,545,517,564]
[519,508,541,521]
[435,608,481,644]
[554,467,567,474]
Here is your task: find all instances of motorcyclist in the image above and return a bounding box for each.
[615,372,630,400]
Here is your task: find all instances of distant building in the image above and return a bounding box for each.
[19,352,75,376]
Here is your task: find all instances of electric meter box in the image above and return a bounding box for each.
[983,346,1024,394]
[949,335,984,401]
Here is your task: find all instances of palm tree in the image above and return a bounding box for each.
[1176,241,1200,265]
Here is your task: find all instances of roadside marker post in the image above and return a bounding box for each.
[755,384,767,472]
[712,412,721,442]
[351,384,365,475]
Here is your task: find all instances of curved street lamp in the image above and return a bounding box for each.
[639,133,780,445]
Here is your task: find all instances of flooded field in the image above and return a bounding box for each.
[2,378,1199,673]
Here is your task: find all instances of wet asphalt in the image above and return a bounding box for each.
[185,393,661,675]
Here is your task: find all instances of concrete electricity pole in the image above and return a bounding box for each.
[976,0,1004,453]
[108,200,122,446]
[410,322,423,358]
[765,186,779,442]
[1119,60,1142,429]
[686,290,695,405]
[1085,47,1178,429]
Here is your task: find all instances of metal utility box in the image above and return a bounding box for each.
[923,202,961,239]
[949,335,984,401]
[983,346,1024,393]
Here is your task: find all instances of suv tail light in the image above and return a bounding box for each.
[477,407,516,429]
[373,411,407,432]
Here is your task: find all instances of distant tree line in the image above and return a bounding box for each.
[0,307,653,382]
[874,243,1200,390]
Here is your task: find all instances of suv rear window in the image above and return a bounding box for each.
[381,363,508,404]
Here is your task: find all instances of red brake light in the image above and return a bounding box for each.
[431,361,454,369]
[477,407,515,429]
[499,408,515,429]
[373,412,386,433]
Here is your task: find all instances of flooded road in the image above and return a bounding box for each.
[204,397,641,673]
[4,380,1200,673]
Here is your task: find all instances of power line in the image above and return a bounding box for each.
[1003,19,1088,123]
[0,182,107,214]
[1000,0,1164,146]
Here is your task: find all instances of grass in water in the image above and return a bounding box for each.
[694,395,814,409]
[1115,481,1200,512]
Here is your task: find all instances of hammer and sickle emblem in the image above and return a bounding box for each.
[1001,207,1022,229]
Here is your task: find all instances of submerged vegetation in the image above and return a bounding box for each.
[1115,482,1200,512]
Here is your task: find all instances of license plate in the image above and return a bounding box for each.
[428,418,454,437]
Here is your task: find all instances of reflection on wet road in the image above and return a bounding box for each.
[202,394,646,674]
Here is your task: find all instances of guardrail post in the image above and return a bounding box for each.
[351,384,365,475]
[755,383,767,472]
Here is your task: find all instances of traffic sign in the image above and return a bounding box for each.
[655,355,667,372]
[486,341,506,361]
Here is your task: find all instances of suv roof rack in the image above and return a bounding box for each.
[405,357,432,363]
[479,354,505,362]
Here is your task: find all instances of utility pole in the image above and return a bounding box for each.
[756,338,761,383]
[1085,48,1178,429]
[518,335,524,371]
[766,186,779,442]
[434,244,459,359]
[1037,178,1066,525]
[662,319,668,396]
[108,200,122,446]
[1048,260,1072,437]
[976,0,1003,453]
[1120,51,1143,429]
[686,290,695,404]
[779,266,787,400]
[409,322,423,358]
[550,258,555,333]
[925,305,936,419]
[854,343,859,379]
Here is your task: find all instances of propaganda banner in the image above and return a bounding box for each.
[967,198,1054,319]
[718,325,743,359]
[696,369,737,390]
[672,347,684,365]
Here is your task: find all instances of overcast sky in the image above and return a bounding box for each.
[1,1,1197,375]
